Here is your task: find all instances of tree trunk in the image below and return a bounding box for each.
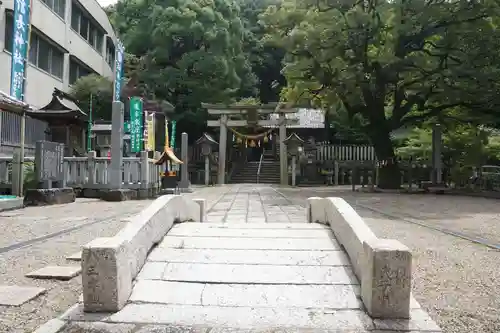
[368,125,401,189]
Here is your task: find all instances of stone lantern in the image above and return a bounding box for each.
[283,133,304,186]
[195,133,219,185]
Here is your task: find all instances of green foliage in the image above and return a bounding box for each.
[397,125,500,166]
[262,0,500,187]
[7,161,37,193]
[22,162,37,193]
[233,97,261,106]
[236,0,286,103]
[108,0,255,112]
[69,74,114,121]
[395,125,500,184]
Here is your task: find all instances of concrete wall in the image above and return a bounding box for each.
[0,0,117,108]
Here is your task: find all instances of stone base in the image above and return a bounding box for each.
[0,197,24,212]
[24,188,76,207]
[177,180,192,193]
[136,188,160,200]
[422,181,447,193]
[82,188,104,198]
[100,189,137,202]
[159,188,178,195]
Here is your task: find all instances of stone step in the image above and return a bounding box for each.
[105,303,373,330]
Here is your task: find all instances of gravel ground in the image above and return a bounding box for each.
[0,200,154,333]
[0,186,229,333]
[277,187,500,333]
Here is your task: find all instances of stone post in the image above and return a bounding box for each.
[306,197,325,223]
[178,132,192,191]
[87,151,96,186]
[361,238,412,319]
[11,149,21,196]
[140,151,149,190]
[334,160,339,186]
[291,155,297,186]
[279,113,287,185]
[204,155,210,186]
[110,101,124,189]
[82,237,132,312]
[193,198,206,222]
[218,115,228,185]
[432,124,442,184]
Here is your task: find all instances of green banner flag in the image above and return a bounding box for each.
[124,121,130,133]
[129,97,143,153]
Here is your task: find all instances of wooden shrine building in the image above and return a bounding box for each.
[27,88,88,156]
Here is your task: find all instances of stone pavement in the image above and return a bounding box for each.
[38,185,440,333]
[206,185,306,223]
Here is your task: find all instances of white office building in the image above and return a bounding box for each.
[0,0,117,155]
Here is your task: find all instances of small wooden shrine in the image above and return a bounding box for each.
[27,88,88,156]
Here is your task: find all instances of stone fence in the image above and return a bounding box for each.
[307,197,412,319]
[0,151,162,194]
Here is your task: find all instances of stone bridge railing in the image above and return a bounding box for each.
[0,151,161,192]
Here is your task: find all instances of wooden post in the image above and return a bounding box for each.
[218,115,227,185]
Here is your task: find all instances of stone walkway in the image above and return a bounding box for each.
[206,185,306,223]
[42,185,440,332]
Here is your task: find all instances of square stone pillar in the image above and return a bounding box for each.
[110,101,124,189]
[279,113,287,185]
[361,238,412,319]
[178,132,192,191]
[432,124,442,184]
[218,115,228,185]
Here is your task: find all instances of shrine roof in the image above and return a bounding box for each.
[196,133,218,145]
[266,108,325,129]
[0,90,36,113]
[29,89,88,122]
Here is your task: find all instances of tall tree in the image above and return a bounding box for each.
[237,0,286,103]
[108,0,256,137]
[69,74,114,121]
[263,0,500,188]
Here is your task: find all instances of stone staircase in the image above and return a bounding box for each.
[230,157,281,184]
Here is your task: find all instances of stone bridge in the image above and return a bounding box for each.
[22,185,441,333]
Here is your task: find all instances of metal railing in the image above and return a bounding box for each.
[256,149,265,183]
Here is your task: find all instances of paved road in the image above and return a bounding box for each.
[0,187,229,333]
[276,186,500,333]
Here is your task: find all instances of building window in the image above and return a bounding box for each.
[41,0,66,19]
[69,59,91,84]
[106,41,115,68]
[4,13,13,53]
[71,2,104,53]
[4,12,64,79]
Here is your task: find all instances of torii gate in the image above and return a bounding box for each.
[203,103,298,185]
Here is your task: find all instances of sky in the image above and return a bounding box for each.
[97,0,118,8]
